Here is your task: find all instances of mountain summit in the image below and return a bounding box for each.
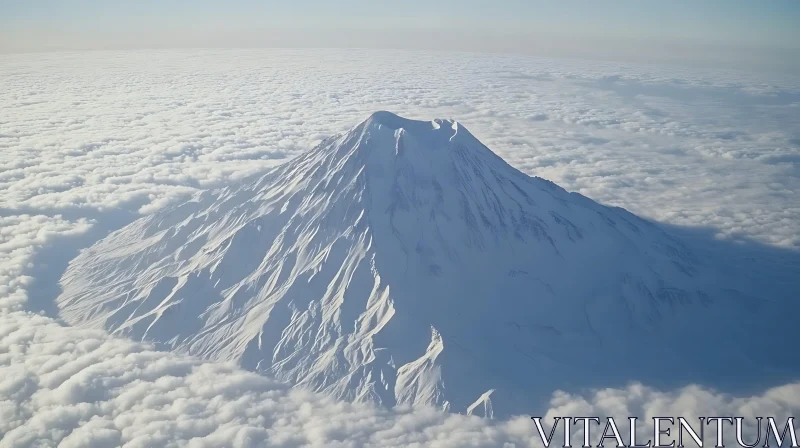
[58,112,798,417]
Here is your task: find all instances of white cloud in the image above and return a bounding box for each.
[0,49,799,446]
[2,309,799,447]
[0,215,92,312]
[1,49,798,247]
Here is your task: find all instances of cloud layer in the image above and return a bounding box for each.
[0,49,799,446]
[2,308,799,447]
[1,49,798,246]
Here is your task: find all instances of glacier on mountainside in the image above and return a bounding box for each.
[57,111,800,417]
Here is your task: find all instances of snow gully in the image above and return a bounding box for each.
[530,417,798,448]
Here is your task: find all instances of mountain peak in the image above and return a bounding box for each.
[360,111,463,147]
[366,111,426,130]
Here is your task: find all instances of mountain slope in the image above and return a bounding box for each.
[57,111,798,417]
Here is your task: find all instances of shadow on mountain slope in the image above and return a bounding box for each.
[1,201,152,321]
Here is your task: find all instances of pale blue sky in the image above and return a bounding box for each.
[2,0,798,70]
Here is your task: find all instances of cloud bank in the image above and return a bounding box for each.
[1,49,798,247]
[2,309,799,447]
[0,49,798,446]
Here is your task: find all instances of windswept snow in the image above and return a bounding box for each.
[57,112,800,418]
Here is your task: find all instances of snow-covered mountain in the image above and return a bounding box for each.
[57,112,798,417]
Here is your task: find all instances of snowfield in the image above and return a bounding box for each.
[57,111,800,418]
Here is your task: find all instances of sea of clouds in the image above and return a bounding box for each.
[1,49,799,447]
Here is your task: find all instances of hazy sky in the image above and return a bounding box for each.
[2,0,799,71]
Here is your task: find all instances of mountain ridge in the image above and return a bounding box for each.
[57,112,798,417]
